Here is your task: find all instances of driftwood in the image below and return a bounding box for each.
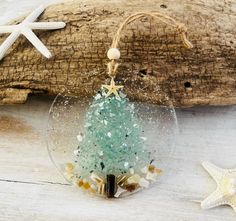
[0,0,235,107]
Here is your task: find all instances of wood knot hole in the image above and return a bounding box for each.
[138,68,147,78]
[184,81,192,91]
[160,4,168,9]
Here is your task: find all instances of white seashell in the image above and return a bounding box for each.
[77,134,83,142]
[127,174,141,184]
[139,178,149,188]
[141,166,148,174]
[146,171,158,181]
[114,186,127,198]
[228,188,236,196]
[0,5,66,60]
[201,161,236,212]
[74,149,79,155]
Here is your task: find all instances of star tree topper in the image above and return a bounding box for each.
[201,161,236,212]
[0,5,66,60]
[102,78,124,98]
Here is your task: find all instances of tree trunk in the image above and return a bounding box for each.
[0,0,235,107]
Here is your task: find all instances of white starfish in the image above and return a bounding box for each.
[0,5,66,60]
[201,161,236,212]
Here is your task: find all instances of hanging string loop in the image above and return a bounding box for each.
[107,12,193,78]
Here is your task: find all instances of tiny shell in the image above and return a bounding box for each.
[65,163,74,172]
[98,183,105,195]
[117,175,129,187]
[146,171,158,181]
[127,174,141,184]
[114,186,127,198]
[141,166,148,174]
[148,165,162,174]
[63,172,74,181]
[90,172,104,184]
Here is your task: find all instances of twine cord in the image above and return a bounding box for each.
[107,12,193,77]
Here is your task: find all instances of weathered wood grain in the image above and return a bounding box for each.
[0,0,235,107]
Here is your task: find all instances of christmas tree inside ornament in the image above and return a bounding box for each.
[47,84,177,198]
[47,11,193,198]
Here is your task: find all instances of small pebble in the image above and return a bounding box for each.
[129,168,134,174]
[77,134,83,142]
[65,163,74,172]
[148,165,162,174]
[83,182,90,190]
[125,183,139,192]
[95,93,102,100]
[124,162,129,169]
[140,136,147,141]
[74,149,79,155]
[76,179,83,187]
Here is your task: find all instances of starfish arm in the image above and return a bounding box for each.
[102,85,110,90]
[231,203,236,212]
[228,169,236,173]
[117,86,124,89]
[112,90,120,97]
[0,31,20,60]
[29,22,66,30]
[23,5,45,23]
[105,90,113,98]
[0,25,18,33]
[202,161,225,183]
[201,189,225,209]
[21,28,52,58]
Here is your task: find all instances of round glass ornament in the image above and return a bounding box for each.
[47,85,178,198]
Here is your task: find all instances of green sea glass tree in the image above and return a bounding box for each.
[75,80,151,178]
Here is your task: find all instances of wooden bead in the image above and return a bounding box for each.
[107,48,120,60]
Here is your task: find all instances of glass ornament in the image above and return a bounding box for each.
[47,83,178,198]
[45,10,194,199]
